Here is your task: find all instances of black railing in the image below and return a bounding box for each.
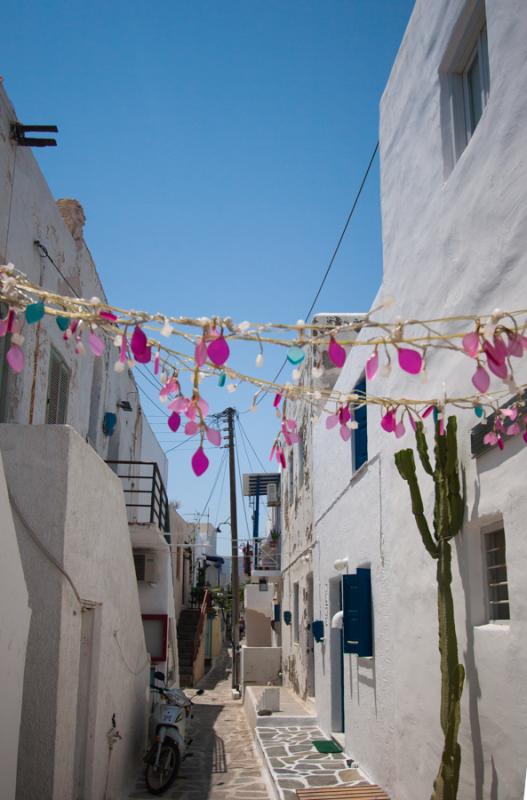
[106,460,170,535]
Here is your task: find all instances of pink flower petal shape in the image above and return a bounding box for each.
[88,330,105,357]
[269,445,276,462]
[185,404,196,420]
[288,431,300,444]
[286,419,297,431]
[483,432,498,446]
[197,397,209,417]
[194,338,208,367]
[7,344,24,373]
[168,412,181,432]
[395,420,406,439]
[207,335,230,366]
[206,427,222,446]
[154,351,160,375]
[365,350,379,381]
[328,336,346,368]
[507,422,520,436]
[131,325,148,357]
[168,396,189,412]
[486,354,508,380]
[339,406,351,424]
[472,365,490,393]
[273,393,282,408]
[192,447,209,477]
[340,425,352,442]
[99,310,117,322]
[422,405,435,418]
[134,346,151,364]
[398,347,423,375]
[185,420,199,435]
[462,332,480,358]
[279,450,286,469]
[409,414,417,432]
[497,435,504,450]
[507,333,523,358]
[326,414,339,430]
[501,407,518,420]
[120,333,128,363]
[381,410,396,433]
[493,335,508,363]
[523,431,527,445]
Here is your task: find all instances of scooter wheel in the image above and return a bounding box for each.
[145,741,181,794]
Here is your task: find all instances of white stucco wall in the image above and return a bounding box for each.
[0,83,144,466]
[241,647,282,686]
[0,425,150,800]
[310,2,527,799]
[0,453,31,800]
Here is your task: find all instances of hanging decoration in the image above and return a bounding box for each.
[2,262,527,476]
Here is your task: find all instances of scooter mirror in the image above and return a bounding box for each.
[196,689,205,695]
[154,671,165,682]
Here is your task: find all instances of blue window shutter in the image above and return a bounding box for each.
[342,574,359,654]
[342,569,373,657]
[353,376,368,470]
[274,603,281,623]
[357,568,373,657]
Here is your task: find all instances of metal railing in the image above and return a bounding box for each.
[243,536,281,574]
[106,460,170,534]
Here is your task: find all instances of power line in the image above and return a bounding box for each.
[238,417,268,473]
[258,141,379,399]
[234,433,251,537]
[197,450,228,522]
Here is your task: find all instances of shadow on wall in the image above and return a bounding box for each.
[456,477,484,800]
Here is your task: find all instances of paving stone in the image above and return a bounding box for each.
[278,779,306,789]
[338,769,362,781]
[306,774,338,786]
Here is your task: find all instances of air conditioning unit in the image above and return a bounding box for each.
[133,551,158,583]
[267,483,280,507]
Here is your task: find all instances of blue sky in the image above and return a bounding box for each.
[3,0,415,554]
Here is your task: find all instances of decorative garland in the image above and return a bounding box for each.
[1,263,526,475]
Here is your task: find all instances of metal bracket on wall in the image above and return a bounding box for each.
[11,122,58,147]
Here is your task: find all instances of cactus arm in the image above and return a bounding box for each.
[394,449,439,559]
[416,420,434,475]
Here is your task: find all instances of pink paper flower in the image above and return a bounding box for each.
[398,347,423,375]
[328,336,346,368]
[192,447,209,477]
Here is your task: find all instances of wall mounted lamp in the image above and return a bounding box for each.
[333,557,349,571]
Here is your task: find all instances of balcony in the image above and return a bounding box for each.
[106,460,170,540]
[244,536,281,578]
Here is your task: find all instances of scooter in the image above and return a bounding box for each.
[144,671,204,795]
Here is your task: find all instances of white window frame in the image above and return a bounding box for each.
[461,25,490,144]
[481,523,510,623]
[46,347,70,425]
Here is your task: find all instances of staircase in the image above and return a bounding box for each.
[177,608,201,686]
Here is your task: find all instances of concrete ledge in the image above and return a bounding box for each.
[244,685,317,732]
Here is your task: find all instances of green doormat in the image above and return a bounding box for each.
[312,739,343,754]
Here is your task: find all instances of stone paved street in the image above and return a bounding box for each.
[256,725,364,800]
[129,652,272,800]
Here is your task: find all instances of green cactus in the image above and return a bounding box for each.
[395,416,465,800]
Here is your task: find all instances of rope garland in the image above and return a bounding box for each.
[2,263,526,473]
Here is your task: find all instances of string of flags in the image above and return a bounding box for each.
[2,263,527,475]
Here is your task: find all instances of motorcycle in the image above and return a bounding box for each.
[144,671,204,795]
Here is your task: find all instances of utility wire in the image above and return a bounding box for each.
[234,433,251,537]
[238,417,268,473]
[196,450,228,523]
[213,454,229,528]
[257,141,379,400]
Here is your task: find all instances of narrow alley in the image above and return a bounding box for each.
[129,652,272,800]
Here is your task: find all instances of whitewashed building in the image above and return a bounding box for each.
[284,2,527,799]
[0,82,177,798]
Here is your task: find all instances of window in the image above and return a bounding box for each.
[440,2,490,171]
[462,25,489,142]
[293,582,300,643]
[483,526,510,621]
[352,375,368,471]
[46,348,70,424]
[142,614,168,663]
